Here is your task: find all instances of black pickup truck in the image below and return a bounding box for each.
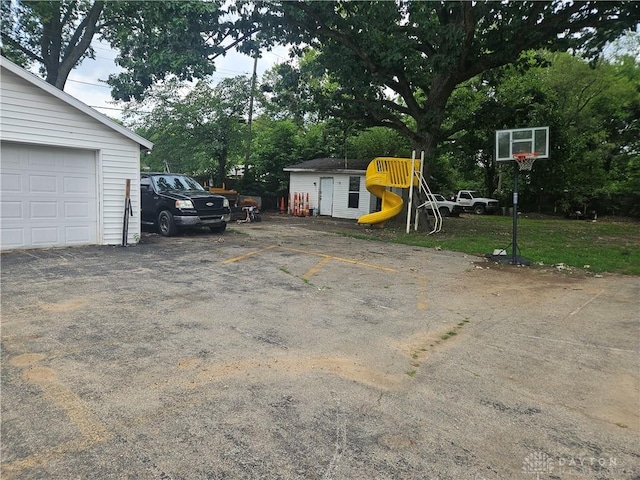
[140,173,231,236]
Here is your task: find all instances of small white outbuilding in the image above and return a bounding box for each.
[0,56,153,250]
[284,157,377,220]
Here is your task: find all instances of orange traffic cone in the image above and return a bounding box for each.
[279,196,285,213]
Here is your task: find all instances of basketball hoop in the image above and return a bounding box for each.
[513,152,539,171]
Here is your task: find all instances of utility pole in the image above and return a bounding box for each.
[244,53,258,173]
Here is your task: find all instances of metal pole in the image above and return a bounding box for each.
[414,151,425,231]
[512,166,519,265]
[244,53,258,171]
[406,151,416,234]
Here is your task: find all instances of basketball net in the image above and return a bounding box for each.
[513,152,539,171]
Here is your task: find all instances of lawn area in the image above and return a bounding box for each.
[351,214,640,275]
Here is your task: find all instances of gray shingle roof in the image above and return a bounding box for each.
[284,157,371,172]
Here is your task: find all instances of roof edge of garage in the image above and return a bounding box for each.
[1,56,153,151]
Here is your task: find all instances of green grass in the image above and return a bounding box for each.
[346,215,640,275]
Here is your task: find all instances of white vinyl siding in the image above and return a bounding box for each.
[288,173,321,212]
[0,63,145,248]
[288,171,373,220]
[331,174,370,220]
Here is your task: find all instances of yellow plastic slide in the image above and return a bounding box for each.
[358,157,418,225]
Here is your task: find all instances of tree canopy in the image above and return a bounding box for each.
[126,76,251,184]
[249,1,639,158]
[1,0,253,95]
[439,50,640,213]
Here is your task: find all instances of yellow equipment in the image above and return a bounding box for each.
[357,157,420,225]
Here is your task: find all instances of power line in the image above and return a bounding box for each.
[67,67,253,89]
[90,105,151,115]
[67,78,111,88]
[89,105,120,111]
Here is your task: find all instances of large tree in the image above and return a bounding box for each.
[248,1,640,162]
[0,0,253,95]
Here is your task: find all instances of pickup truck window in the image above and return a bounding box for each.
[152,175,205,193]
[460,192,472,200]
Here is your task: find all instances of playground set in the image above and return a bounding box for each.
[281,152,450,233]
[357,152,443,234]
[281,126,548,259]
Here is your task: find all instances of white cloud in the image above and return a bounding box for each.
[62,40,290,120]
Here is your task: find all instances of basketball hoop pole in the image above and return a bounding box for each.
[508,153,537,265]
[511,165,520,265]
[494,124,548,265]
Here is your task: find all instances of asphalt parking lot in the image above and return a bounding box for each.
[2,214,639,479]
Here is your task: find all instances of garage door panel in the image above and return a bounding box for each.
[65,225,92,243]
[0,228,24,248]
[1,172,22,192]
[29,174,58,193]
[31,201,60,219]
[2,156,21,168]
[63,150,95,173]
[63,175,91,194]
[31,226,59,245]
[1,143,97,249]
[27,146,62,169]
[64,202,90,218]
[1,201,23,219]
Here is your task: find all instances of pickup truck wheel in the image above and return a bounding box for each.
[158,210,177,236]
[473,204,486,215]
[438,207,450,217]
[209,223,226,234]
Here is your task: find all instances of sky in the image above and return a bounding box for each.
[62,40,290,121]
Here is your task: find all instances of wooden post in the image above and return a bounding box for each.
[122,179,132,246]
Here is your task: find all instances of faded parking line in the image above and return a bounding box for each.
[222,244,278,264]
[222,244,398,284]
[303,256,333,280]
[281,246,397,273]
[2,359,112,479]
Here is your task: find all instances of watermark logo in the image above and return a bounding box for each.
[522,451,553,479]
[521,452,633,479]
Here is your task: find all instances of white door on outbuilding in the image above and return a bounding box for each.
[319,177,334,216]
[1,143,98,250]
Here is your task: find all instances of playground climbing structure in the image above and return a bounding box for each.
[358,153,442,234]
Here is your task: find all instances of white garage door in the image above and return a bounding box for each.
[1,143,97,250]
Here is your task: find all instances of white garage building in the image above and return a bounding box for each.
[0,56,152,250]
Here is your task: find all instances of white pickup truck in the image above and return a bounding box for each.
[422,194,464,217]
[453,190,500,215]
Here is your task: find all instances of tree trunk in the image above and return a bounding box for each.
[410,73,457,184]
[219,142,228,187]
[411,131,439,182]
[43,1,105,90]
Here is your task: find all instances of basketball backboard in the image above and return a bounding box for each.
[495,127,549,161]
